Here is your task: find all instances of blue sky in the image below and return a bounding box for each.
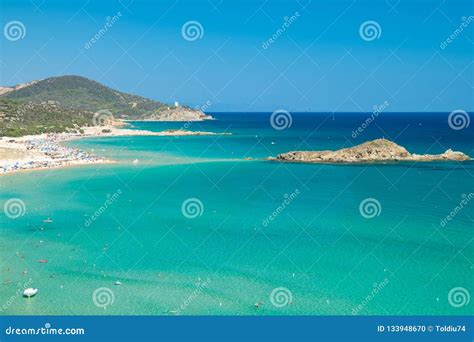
[1,0,473,112]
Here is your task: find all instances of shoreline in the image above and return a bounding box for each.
[123,117,215,122]
[0,126,230,175]
[0,159,117,176]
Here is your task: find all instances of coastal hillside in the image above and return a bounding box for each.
[0,98,94,137]
[0,75,211,121]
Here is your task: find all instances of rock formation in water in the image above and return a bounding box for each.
[272,139,471,164]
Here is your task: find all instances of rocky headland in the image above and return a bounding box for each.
[136,106,213,121]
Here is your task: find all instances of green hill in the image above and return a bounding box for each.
[0,98,94,137]
[1,75,166,119]
[0,75,211,136]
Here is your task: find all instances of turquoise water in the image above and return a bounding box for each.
[1,112,473,315]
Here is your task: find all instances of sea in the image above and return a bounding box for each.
[0,112,473,315]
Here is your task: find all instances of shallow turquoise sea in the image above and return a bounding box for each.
[1,112,473,315]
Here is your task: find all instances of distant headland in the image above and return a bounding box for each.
[0,75,211,137]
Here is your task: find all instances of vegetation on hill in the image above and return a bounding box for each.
[1,75,167,119]
[0,98,93,137]
[0,75,210,136]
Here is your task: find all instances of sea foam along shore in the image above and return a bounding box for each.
[0,125,229,174]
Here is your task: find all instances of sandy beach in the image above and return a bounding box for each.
[0,126,228,174]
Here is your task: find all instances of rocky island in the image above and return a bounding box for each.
[271,139,471,164]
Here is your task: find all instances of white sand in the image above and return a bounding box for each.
[0,126,228,174]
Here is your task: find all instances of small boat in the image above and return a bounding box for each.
[23,288,38,297]
[114,281,122,286]
[42,218,53,223]
[132,159,139,164]
[38,259,48,263]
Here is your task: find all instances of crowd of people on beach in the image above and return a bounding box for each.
[0,135,103,174]
[0,127,222,174]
